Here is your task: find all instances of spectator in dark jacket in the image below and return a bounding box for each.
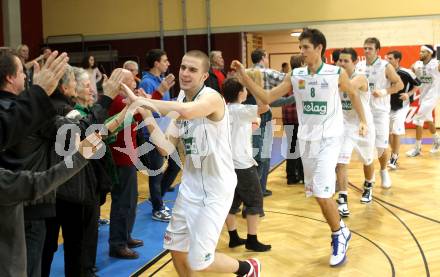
[204,50,226,93]
[0,150,91,277]
[0,50,72,277]
[0,133,104,277]
[0,50,68,150]
[41,68,124,277]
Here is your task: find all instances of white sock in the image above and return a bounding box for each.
[339,191,348,196]
[391,153,399,159]
[416,140,422,149]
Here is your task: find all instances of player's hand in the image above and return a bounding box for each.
[136,106,153,118]
[252,117,261,131]
[399,92,409,101]
[120,83,139,105]
[230,60,246,83]
[372,89,387,98]
[135,88,152,99]
[230,60,244,72]
[359,121,368,136]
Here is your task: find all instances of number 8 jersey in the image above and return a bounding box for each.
[291,63,344,141]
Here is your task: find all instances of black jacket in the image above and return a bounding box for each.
[0,153,88,277]
[204,68,226,93]
[50,90,113,204]
[391,68,421,111]
[0,85,55,150]
[0,90,80,218]
[0,85,61,277]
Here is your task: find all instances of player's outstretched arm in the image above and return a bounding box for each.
[230,60,292,104]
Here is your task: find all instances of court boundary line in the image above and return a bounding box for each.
[349,183,430,277]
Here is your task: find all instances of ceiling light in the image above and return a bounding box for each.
[290,31,301,37]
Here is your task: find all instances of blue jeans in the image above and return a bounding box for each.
[25,219,46,277]
[253,110,273,193]
[143,148,181,212]
[109,165,138,249]
[256,158,270,192]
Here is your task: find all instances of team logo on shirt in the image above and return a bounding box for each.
[183,137,198,154]
[298,79,305,89]
[303,101,327,115]
[420,75,433,84]
[341,100,352,110]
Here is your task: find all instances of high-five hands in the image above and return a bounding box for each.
[120,83,159,115]
[230,60,246,82]
[33,51,69,96]
[102,69,125,99]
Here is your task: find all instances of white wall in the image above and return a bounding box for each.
[259,16,440,58]
[257,16,440,127]
[310,17,440,48]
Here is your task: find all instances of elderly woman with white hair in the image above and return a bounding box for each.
[41,66,128,277]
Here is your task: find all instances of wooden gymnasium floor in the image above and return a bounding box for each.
[101,130,440,277]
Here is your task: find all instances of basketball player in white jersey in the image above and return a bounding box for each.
[385,50,421,168]
[406,45,440,156]
[335,48,376,217]
[130,50,261,276]
[232,28,368,267]
[356,38,403,201]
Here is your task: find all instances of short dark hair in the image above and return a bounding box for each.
[332,49,341,63]
[386,50,402,61]
[364,37,381,50]
[251,48,266,64]
[0,52,18,89]
[298,28,327,56]
[340,48,358,62]
[184,50,210,72]
[290,54,304,70]
[146,49,167,70]
[222,77,244,103]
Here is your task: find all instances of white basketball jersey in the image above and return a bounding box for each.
[291,63,344,141]
[339,72,374,127]
[356,58,391,113]
[413,59,440,98]
[176,86,237,201]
